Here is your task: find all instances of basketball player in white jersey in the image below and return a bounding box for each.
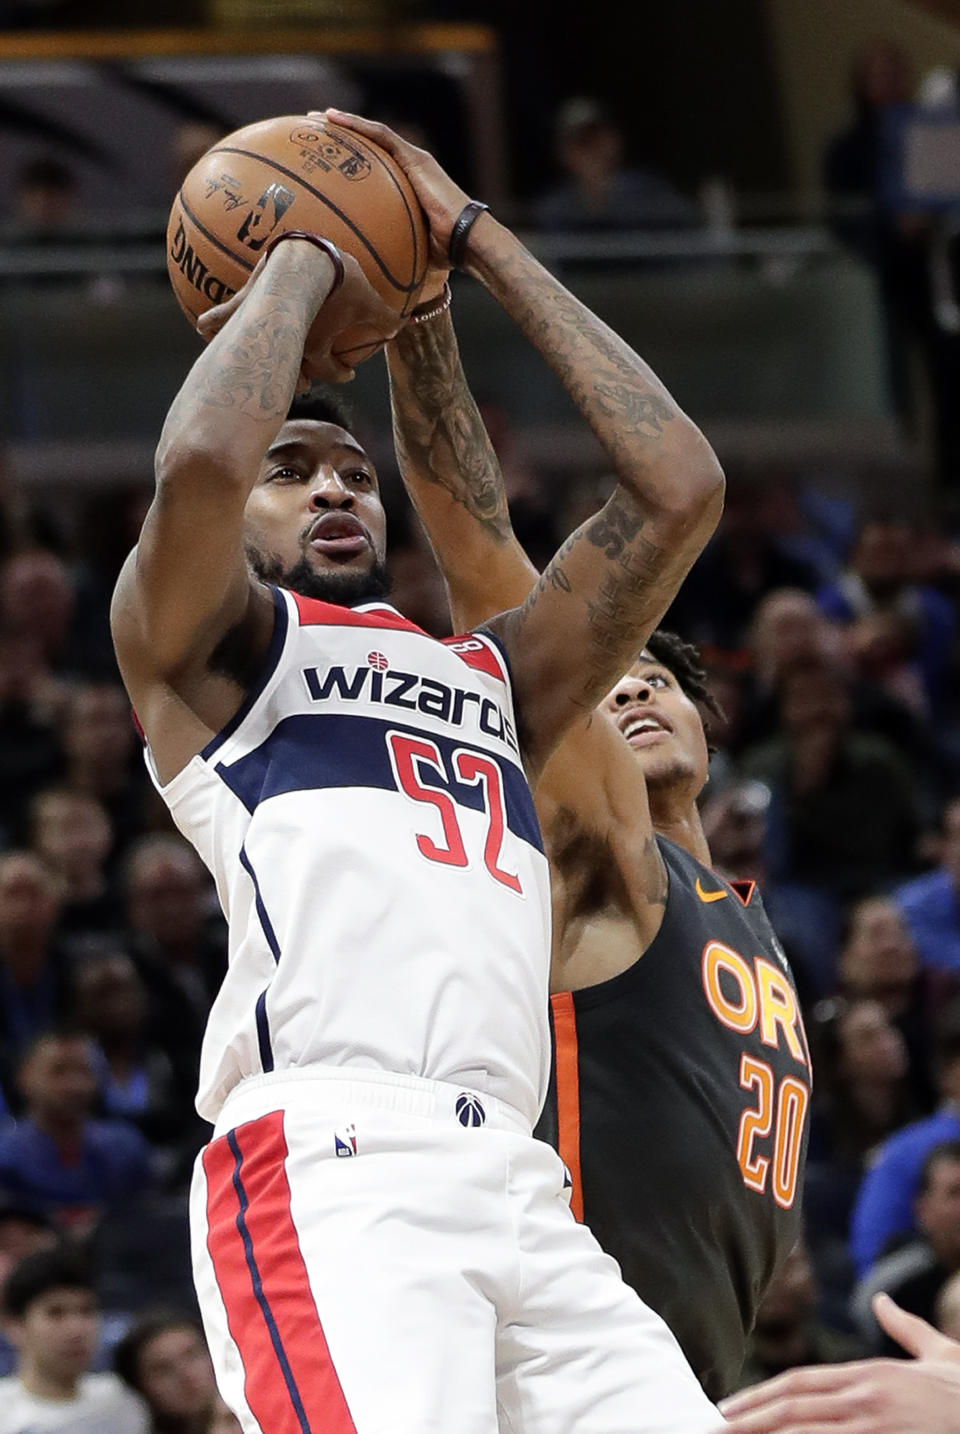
[111,112,724,1434]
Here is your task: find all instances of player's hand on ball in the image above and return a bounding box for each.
[197,242,401,386]
[318,109,468,269]
[301,251,404,383]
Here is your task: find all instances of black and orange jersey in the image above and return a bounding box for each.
[535,835,811,1400]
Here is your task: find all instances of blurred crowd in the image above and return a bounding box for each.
[1,25,960,1429]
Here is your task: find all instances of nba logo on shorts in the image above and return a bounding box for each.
[334,1123,358,1157]
[455,1093,486,1128]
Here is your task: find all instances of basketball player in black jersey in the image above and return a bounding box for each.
[350,122,813,1399]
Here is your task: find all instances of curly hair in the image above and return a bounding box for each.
[646,629,725,729]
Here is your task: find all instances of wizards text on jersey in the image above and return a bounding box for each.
[301,658,520,755]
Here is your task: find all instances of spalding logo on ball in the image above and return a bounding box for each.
[167,114,429,365]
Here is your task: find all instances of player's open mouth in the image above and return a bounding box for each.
[309,513,370,560]
[618,712,672,747]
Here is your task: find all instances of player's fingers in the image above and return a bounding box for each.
[720,1389,874,1434]
[324,109,416,162]
[197,280,250,338]
[872,1293,948,1359]
[720,1363,870,1414]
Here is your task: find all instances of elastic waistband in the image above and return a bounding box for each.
[214,1065,532,1138]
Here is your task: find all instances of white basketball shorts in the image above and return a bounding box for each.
[190,1066,722,1434]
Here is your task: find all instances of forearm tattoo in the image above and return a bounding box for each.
[189,261,330,423]
[479,237,716,710]
[194,296,307,421]
[390,313,511,542]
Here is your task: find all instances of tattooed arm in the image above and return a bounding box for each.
[386,309,538,630]
[113,241,338,685]
[463,219,724,771]
[326,110,723,772]
[390,299,673,941]
[111,241,395,780]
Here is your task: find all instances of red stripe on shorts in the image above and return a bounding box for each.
[203,1111,357,1434]
[551,991,584,1222]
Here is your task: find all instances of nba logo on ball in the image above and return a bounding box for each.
[456,1093,486,1128]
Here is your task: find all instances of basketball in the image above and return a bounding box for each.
[166,114,430,363]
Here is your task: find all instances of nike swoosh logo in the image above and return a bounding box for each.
[696,877,728,903]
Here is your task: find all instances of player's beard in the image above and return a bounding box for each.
[248,546,391,606]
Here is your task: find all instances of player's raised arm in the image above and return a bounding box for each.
[327,110,724,774]
[386,295,539,630]
[111,240,400,715]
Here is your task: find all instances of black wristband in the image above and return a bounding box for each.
[263,230,345,292]
[448,201,489,270]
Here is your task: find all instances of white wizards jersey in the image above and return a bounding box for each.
[147,587,552,1126]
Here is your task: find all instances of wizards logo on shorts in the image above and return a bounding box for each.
[334,1123,358,1157]
[455,1093,486,1128]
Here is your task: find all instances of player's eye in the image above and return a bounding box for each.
[646,673,669,688]
[270,466,301,482]
[344,469,373,486]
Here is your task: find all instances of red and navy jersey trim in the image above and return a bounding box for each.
[441,632,509,685]
[292,592,428,636]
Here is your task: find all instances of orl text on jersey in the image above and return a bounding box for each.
[301,663,520,755]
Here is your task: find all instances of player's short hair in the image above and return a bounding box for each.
[286,388,354,433]
[918,1139,960,1195]
[646,630,725,731]
[114,1310,205,1392]
[2,1246,94,1320]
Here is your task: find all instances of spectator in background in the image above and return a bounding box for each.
[27,787,120,944]
[736,1240,865,1391]
[0,1030,151,1237]
[73,953,198,1162]
[817,516,955,719]
[736,588,932,789]
[895,795,960,977]
[0,852,73,1093]
[851,1141,960,1352]
[114,1313,217,1434]
[0,551,77,686]
[0,1246,146,1433]
[740,656,919,899]
[668,483,819,650]
[823,42,960,484]
[0,1205,54,1289]
[59,683,146,856]
[124,835,225,1040]
[804,997,914,1271]
[11,158,81,233]
[0,1205,56,1378]
[823,40,914,261]
[836,896,936,1109]
[0,629,63,845]
[535,96,698,233]
[850,1000,960,1276]
[700,779,771,886]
